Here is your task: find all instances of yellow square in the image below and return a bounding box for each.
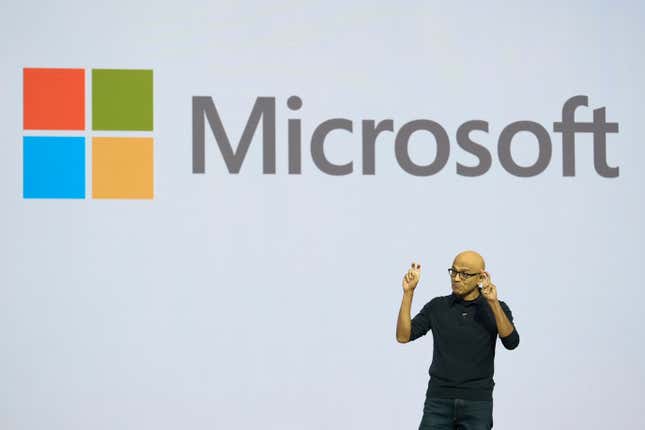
[92,137,153,199]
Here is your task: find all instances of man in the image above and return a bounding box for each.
[396,250,519,430]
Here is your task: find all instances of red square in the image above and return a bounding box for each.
[23,68,85,130]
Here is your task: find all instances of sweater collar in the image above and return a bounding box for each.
[449,288,484,307]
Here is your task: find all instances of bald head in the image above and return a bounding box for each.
[452,250,485,273]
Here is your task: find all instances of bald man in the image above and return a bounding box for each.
[396,251,519,430]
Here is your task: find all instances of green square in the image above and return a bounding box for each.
[92,69,153,131]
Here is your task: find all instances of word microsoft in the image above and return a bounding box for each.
[192,95,618,178]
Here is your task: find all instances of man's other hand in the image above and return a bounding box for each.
[402,262,422,292]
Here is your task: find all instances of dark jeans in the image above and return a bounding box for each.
[419,398,493,430]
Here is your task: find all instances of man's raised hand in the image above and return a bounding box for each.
[402,262,422,292]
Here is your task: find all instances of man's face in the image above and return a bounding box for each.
[449,254,484,297]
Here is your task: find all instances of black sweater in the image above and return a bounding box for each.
[409,291,519,400]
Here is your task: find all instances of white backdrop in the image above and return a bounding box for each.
[2,1,644,429]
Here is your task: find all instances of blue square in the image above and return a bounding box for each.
[23,136,86,199]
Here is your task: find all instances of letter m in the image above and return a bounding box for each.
[192,97,276,173]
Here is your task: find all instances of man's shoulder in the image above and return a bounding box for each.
[424,294,453,308]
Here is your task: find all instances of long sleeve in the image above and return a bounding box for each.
[409,301,433,342]
[499,301,520,350]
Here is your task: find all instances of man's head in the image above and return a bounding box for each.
[449,250,486,298]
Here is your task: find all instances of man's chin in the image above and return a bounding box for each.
[452,286,477,297]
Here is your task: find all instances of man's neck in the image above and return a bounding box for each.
[461,287,481,302]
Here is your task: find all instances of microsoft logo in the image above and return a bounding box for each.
[22,68,154,199]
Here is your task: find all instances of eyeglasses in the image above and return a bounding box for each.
[448,268,478,279]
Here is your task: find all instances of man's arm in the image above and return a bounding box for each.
[480,271,520,350]
[487,299,514,338]
[489,299,520,349]
[396,291,414,343]
[396,262,422,343]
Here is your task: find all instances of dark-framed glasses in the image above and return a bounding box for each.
[448,268,478,279]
